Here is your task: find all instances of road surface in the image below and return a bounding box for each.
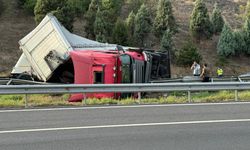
[1,102,250,150]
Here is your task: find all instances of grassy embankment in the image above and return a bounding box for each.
[1,90,250,108]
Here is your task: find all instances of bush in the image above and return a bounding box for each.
[176,41,202,66]
[189,0,213,39]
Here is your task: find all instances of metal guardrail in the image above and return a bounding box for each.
[1,82,250,107]
[150,76,250,83]
[0,78,48,85]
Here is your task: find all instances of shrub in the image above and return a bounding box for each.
[211,3,224,34]
[189,0,213,39]
[176,41,202,66]
[153,0,177,37]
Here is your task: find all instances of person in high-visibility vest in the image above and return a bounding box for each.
[217,67,223,78]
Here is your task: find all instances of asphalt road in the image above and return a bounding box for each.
[1,102,250,150]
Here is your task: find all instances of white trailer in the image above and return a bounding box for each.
[12,14,117,82]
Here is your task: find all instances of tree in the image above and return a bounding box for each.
[217,24,236,57]
[94,8,107,42]
[160,29,173,53]
[189,0,212,39]
[112,18,128,45]
[127,0,143,13]
[23,0,37,15]
[93,0,123,42]
[68,0,91,16]
[85,0,99,39]
[126,11,136,46]
[211,3,224,34]
[34,0,75,31]
[243,18,250,55]
[233,30,246,55]
[153,0,177,37]
[176,41,202,66]
[134,4,151,47]
[244,0,250,20]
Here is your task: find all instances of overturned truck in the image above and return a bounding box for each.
[12,14,170,100]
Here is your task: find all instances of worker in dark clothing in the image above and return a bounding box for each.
[200,63,210,82]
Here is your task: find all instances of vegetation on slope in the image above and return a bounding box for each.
[0,0,250,77]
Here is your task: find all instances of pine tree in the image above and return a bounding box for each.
[23,0,37,15]
[93,0,122,42]
[211,3,224,34]
[112,18,128,45]
[85,0,99,39]
[217,24,236,57]
[34,0,75,31]
[245,0,250,20]
[243,18,250,54]
[233,30,246,55]
[189,0,212,39]
[126,11,136,46]
[127,0,143,13]
[176,41,202,66]
[94,8,107,42]
[160,29,173,53]
[68,0,91,16]
[134,4,151,47]
[153,0,177,37]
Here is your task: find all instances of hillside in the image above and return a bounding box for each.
[0,0,249,77]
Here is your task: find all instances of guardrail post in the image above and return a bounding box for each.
[25,94,28,108]
[235,90,238,101]
[83,93,87,106]
[138,92,141,104]
[188,91,191,103]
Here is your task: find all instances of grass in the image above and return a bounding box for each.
[1,90,250,108]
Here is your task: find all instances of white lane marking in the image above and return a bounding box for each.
[1,102,250,113]
[1,119,250,134]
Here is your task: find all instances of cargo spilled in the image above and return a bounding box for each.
[11,14,170,100]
